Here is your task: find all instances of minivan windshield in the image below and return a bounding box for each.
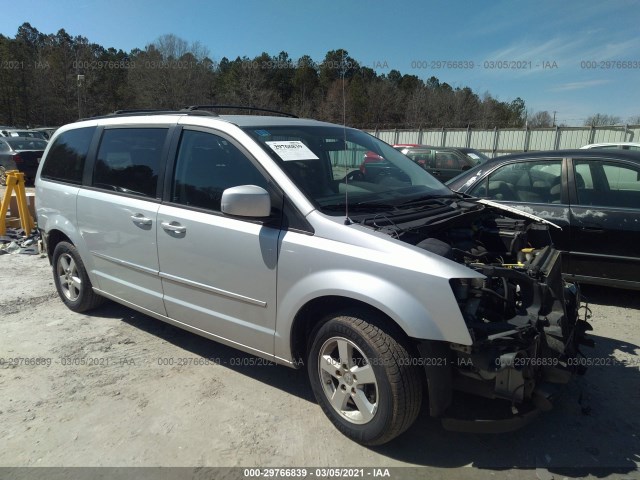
[243,126,453,214]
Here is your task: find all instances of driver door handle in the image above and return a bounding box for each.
[131,214,153,226]
[580,226,604,233]
[161,221,187,234]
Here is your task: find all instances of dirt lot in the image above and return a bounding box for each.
[0,252,639,479]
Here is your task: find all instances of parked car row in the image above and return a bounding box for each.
[0,127,58,140]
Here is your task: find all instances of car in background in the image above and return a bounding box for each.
[580,142,640,151]
[0,129,47,140]
[30,127,58,140]
[0,136,48,185]
[391,144,478,182]
[447,149,640,290]
[457,147,491,163]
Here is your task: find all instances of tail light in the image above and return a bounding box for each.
[12,153,23,165]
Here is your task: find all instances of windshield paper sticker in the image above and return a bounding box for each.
[266,141,319,161]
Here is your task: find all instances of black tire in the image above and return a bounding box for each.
[307,310,423,445]
[0,166,7,186]
[52,241,105,312]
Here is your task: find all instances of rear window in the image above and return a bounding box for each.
[41,127,96,184]
[7,139,48,150]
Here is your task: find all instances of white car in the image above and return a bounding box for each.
[35,107,592,444]
[580,142,640,151]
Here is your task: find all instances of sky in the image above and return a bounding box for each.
[2,0,640,126]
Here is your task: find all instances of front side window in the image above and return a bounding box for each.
[41,127,96,184]
[469,160,562,203]
[171,130,269,211]
[92,128,166,198]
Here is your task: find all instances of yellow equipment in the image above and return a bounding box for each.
[0,170,35,235]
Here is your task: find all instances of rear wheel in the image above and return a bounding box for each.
[52,241,105,312]
[0,166,7,186]
[307,310,423,445]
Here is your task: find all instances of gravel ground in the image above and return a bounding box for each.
[0,251,639,480]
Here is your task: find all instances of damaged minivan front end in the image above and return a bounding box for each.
[383,199,593,431]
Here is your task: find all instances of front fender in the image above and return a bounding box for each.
[274,269,473,362]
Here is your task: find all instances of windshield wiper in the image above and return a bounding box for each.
[321,202,397,212]
[398,194,455,206]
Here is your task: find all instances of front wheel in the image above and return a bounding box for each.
[307,311,423,445]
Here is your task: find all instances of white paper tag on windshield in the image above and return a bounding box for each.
[266,141,319,161]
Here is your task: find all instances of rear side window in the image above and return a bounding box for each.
[574,160,640,208]
[435,151,464,169]
[40,127,96,184]
[92,128,167,198]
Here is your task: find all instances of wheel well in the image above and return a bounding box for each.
[46,230,72,262]
[290,296,414,366]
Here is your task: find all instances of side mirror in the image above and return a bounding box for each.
[221,185,271,218]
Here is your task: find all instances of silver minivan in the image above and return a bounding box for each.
[35,109,592,445]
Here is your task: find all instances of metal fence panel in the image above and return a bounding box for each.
[499,129,527,154]
[422,130,443,146]
[444,129,467,147]
[396,130,422,144]
[527,128,555,151]
[469,130,496,153]
[557,128,591,149]
[376,131,397,144]
[368,125,640,154]
[591,127,629,144]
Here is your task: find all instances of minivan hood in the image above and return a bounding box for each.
[476,199,561,229]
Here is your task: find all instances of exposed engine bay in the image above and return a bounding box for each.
[359,197,593,430]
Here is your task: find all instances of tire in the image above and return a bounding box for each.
[0,166,6,186]
[52,241,105,313]
[307,310,423,445]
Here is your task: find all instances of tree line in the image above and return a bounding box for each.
[1,23,631,129]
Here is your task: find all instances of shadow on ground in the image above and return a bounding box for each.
[91,289,639,477]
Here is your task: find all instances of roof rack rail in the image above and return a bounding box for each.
[114,108,217,117]
[113,109,174,115]
[183,105,298,118]
[78,109,218,121]
[79,105,296,122]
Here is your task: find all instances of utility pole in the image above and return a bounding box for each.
[77,75,85,119]
[552,111,557,127]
